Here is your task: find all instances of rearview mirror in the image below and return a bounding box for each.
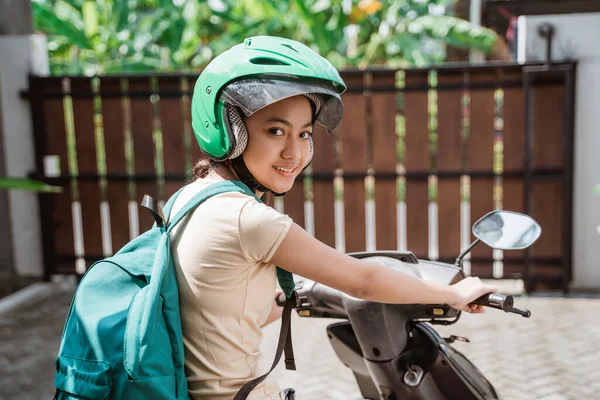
[472,211,541,250]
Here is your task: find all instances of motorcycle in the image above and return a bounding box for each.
[281,210,541,400]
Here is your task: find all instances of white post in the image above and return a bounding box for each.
[0,33,49,279]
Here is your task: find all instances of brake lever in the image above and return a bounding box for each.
[510,307,531,318]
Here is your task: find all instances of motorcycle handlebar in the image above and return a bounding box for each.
[472,293,532,318]
[277,286,531,318]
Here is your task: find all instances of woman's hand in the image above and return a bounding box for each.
[449,277,497,313]
[261,289,284,328]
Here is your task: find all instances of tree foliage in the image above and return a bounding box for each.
[32,0,500,74]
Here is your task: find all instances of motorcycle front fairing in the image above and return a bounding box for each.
[413,323,499,400]
[326,321,499,400]
[301,252,499,399]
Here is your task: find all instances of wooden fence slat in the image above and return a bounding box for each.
[468,71,497,275]
[104,182,131,251]
[78,181,102,263]
[158,77,187,180]
[468,71,496,171]
[158,77,188,213]
[371,71,397,250]
[283,184,305,229]
[128,77,158,232]
[530,79,566,290]
[70,78,103,264]
[70,78,98,175]
[534,85,564,169]
[501,72,527,274]
[437,72,464,259]
[470,179,494,276]
[100,77,131,252]
[438,180,462,259]
[312,123,335,247]
[404,70,430,257]
[436,73,463,171]
[502,178,525,274]
[41,78,75,272]
[406,181,429,258]
[531,181,563,258]
[343,187,366,252]
[502,72,525,172]
[339,73,367,252]
[128,77,156,175]
[404,71,430,172]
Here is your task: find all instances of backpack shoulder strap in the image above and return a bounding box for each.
[142,186,186,229]
[166,180,256,233]
[156,179,297,399]
[162,186,186,222]
[234,292,297,400]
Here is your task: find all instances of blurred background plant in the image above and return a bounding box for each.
[32,0,503,75]
[0,178,62,193]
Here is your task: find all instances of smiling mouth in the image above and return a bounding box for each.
[273,166,296,173]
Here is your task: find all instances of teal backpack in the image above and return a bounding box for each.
[54,180,297,400]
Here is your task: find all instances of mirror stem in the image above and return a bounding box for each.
[455,238,481,268]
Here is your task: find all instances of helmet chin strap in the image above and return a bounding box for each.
[230,156,287,197]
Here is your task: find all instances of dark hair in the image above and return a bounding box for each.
[191,156,274,206]
[192,157,220,181]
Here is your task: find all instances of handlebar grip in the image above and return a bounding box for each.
[472,293,514,312]
[472,293,532,318]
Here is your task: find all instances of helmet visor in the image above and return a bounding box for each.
[219,76,344,134]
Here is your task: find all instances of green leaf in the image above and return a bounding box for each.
[211,10,243,24]
[104,57,163,73]
[410,15,499,53]
[82,1,98,38]
[32,1,92,50]
[0,178,62,193]
[113,0,130,32]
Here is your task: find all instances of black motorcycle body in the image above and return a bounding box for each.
[293,251,522,400]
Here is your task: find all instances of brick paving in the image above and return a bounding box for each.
[1,282,600,399]
[263,295,600,400]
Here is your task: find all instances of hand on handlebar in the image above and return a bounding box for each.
[449,277,497,313]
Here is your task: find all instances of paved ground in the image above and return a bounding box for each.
[1,281,600,400]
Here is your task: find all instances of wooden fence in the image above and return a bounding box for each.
[26,61,576,292]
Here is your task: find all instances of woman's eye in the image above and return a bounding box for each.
[300,131,313,140]
[269,128,285,136]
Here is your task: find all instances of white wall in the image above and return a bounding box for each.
[0,34,48,277]
[518,13,600,289]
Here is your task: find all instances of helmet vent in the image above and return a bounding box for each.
[249,57,290,66]
[281,43,299,53]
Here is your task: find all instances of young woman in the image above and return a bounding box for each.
[168,36,496,400]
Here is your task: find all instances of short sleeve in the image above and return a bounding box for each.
[238,200,293,263]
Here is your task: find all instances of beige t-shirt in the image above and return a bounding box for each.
[169,178,293,400]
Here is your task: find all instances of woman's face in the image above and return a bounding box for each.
[242,95,313,194]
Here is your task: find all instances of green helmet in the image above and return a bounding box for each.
[191,35,347,161]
